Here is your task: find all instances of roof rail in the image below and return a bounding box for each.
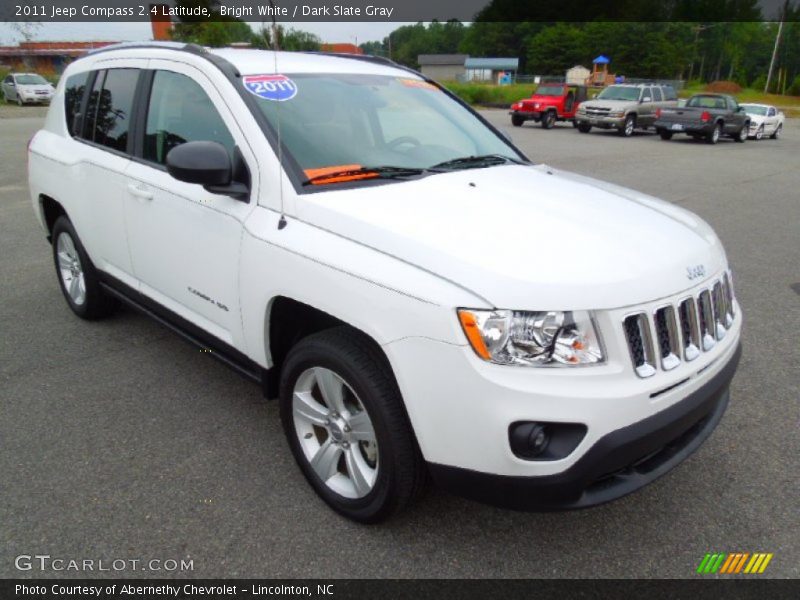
[300,51,400,68]
[87,41,190,55]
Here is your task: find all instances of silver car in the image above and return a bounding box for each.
[575,83,679,137]
[2,73,55,106]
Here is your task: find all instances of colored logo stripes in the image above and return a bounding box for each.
[697,552,773,574]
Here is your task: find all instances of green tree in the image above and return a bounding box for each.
[526,23,587,75]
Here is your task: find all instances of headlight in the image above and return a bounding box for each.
[612,111,625,117]
[577,105,586,113]
[458,309,604,366]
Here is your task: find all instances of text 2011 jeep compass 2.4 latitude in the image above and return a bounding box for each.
[28,43,741,523]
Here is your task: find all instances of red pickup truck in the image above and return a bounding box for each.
[510,83,589,129]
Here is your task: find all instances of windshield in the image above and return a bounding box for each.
[249,73,521,182]
[742,105,767,116]
[534,85,564,96]
[596,86,640,101]
[15,74,49,85]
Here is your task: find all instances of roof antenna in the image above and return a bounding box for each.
[268,0,287,230]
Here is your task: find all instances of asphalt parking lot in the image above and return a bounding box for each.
[1,106,798,579]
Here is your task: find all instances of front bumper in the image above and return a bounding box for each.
[19,96,51,104]
[510,110,541,121]
[429,343,740,510]
[576,114,625,128]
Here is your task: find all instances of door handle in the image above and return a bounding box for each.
[127,183,154,201]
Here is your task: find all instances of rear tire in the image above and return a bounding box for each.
[279,327,426,523]
[770,124,782,139]
[734,123,748,143]
[511,115,524,127]
[51,216,118,320]
[541,111,556,129]
[577,123,592,133]
[658,129,673,140]
[706,123,722,144]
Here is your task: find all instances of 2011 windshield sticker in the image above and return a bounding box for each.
[243,75,297,101]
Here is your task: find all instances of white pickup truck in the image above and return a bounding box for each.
[28,42,741,522]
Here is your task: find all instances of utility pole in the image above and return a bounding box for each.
[765,15,785,93]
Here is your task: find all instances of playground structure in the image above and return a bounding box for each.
[585,55,617,87]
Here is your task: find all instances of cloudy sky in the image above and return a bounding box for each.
[0,21,408,46]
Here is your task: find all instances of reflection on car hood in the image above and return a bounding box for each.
[298,164,726,310]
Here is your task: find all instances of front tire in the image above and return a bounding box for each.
[51,216,117,319]
[577,123,592,133]
[658,129,673,140]
[279,327,425,523]
[17,95,23,107]
[541,111,556,129]
[770,124,782,139]
[511,115,524,127]
[620,114,636,137]
[755,125,764,140]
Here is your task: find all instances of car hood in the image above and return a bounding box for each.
[746,114,766,125]
[297,164,726,310]
[523,95,559,105]
[583,99,636,110]
[17,84,53,93]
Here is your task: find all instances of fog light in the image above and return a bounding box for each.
[510,423,550,458]
[509,421,587,461]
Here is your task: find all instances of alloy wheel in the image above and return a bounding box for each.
[755,125,764,140]
[292,366,379,499]
[56,232,86,306]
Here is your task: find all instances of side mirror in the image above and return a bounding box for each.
[8,81,15,87]
[737,106,746,113]
[166,141,249,201]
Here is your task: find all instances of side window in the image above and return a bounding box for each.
[143,70,235,165]
[3,75,11,84]
[662,86,677,101]
[85,68,139,152]
[652,87,663,101]
[64,71,90,138]
[727,97,738,111]
[768,107,776,117]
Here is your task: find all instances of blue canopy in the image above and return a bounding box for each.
[593,55,610,64]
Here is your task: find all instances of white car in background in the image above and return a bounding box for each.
[740,103,784,140]
[1,72,55,105]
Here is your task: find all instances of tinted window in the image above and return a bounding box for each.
[143,70,235,165]
[87,68,138,152]
[643,88,653,101]
[64,71,90,138]
[768,107,776,117]
[652,87,663,101]
[662,85,677,101]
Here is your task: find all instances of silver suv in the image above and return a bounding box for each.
[575,83,679,136]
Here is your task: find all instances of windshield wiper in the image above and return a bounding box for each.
[430,154,523,171]
[302,165,428,186]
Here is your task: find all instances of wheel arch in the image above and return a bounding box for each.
[263,296,396,397]
[38,194,67,241]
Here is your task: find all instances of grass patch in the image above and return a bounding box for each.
[442,82,538,106]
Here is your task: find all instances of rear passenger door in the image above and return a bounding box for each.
[123,61,257,349]
[67,61,146,286]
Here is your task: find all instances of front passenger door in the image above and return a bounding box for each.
[123,64,257,349]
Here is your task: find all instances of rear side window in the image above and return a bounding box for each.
[85,68,139,152]
[652,87,663,101]
[143,70,235,165]
[64,71,90,137]
[662,86,677,101]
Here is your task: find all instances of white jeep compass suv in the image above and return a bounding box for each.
[28,42,741,522]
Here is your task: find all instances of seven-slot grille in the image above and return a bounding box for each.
[623,273,735,378]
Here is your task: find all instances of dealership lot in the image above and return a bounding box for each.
[1,108,798,578]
